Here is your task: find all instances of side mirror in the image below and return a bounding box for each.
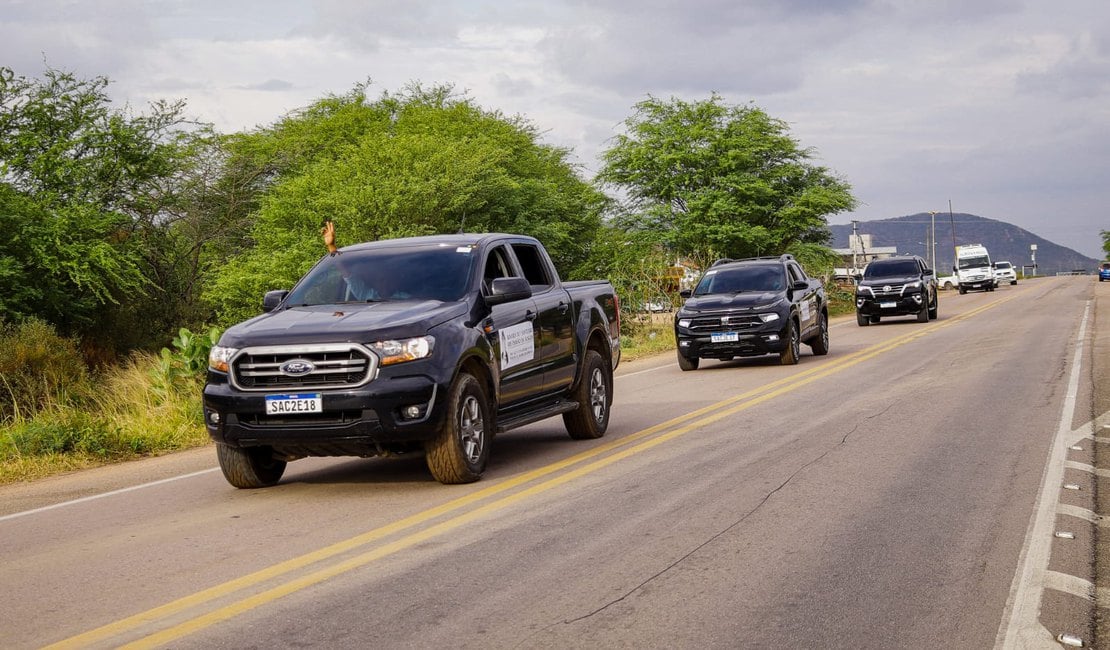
[679,289,692,299]
[485,277,532,305]
[262,290,289,312]
[792,280,808,291]
[923,267,933,276]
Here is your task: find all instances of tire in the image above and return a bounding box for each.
[1011,280,1017,285]
[424,372,490,484]
[917,302,929,322]
[928,297,938,320]
[808,312,829,355]
[564,349,611,440]
[959,286,967,295]
[779,319,800,365]
[857,311,869,327]
[677,350,700,371]
[216,444,286,489]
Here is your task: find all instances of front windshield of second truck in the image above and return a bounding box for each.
[958,256,989,269]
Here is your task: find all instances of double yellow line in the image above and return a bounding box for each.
[50,296,1012,649]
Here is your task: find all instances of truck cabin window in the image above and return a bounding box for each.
[285,246,476,305]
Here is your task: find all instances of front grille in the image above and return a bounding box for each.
[231,343,377,391]
[868,284,908,297]
[688,314,762,333]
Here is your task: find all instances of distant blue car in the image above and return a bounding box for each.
[1100,262,1110,282]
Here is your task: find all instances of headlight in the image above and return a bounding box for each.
[905,281,921,290]
[758,313,780,323]
[372,336,435,366]
[208,345,238,373]
[856,286,873,297]
[678,318,692,328]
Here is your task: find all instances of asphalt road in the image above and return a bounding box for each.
[2,276,1106,649]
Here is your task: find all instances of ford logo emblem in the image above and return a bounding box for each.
[280,359,315,376]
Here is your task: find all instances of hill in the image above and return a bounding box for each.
[829,213,1100,275]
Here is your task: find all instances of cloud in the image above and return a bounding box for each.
[0,0,1106,258]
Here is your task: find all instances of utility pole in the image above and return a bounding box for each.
[928,211,937,272]
[948,200,957,271]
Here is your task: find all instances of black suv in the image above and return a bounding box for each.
[855,255,938,326]
[674,254,828,370]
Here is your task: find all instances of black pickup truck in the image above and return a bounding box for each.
[203,233,621,487]
[673,254,828,370]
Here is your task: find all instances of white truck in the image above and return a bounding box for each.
[954,244,995,294]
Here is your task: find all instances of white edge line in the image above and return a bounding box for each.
[0,467,220,524]
[994,300,1090,649]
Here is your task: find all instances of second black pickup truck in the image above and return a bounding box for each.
[204,233,620,487]
[673,254,828,370]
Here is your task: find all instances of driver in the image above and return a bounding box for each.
[321,221,408,300]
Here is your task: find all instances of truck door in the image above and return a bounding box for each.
[482,245,543,405]
[510,242,576,393]
[788,262,818,335]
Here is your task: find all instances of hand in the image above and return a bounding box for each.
[321,220,338,255]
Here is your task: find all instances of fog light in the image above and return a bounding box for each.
[767,334,779,342]
[402,405,422,420]
[208,411,221,425]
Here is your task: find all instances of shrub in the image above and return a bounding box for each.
[0,319,90,423]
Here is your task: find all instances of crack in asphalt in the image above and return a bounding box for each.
[517,418,868,647]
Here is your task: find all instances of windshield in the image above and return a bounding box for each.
[996,262,1011,269]
[284,245,477,305]
[694,267,785,295]
[863,260,919,279]
[958,255,990,270]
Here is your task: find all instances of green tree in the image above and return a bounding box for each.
[206,83,606,325]
[1102,230,1109,258]
[597,94,856,261]
[0,66,204,350]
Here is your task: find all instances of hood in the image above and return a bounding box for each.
[220,300,467,347]
[682,291,784,312]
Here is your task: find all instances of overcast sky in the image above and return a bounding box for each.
[2,0,1107,259]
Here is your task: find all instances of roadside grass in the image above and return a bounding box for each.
[0,348,208,485]
[620,313,676,361]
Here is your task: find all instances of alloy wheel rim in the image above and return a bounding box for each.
[459,395,484,463]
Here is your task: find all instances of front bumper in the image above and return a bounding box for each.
[202,370,449,455]
[675,322,789,360]
[856,293,926,317]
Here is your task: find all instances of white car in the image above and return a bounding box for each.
[993,261,1017,285]
[937,275,958,290]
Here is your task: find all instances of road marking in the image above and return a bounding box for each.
[0,468,220,524]
[47,296,1015,648]
[994,301,1091,649]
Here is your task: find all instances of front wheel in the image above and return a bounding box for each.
[916,302,929,322]
[928,297,938,320]
[564,349,611,440]
[808,312,829,355]
[425,372,490,484]
[216,444,286,489]
[779,319,800,365]
[856,311,869,327]
[677,350,700,371]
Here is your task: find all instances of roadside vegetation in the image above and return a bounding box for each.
[1,66,864,484]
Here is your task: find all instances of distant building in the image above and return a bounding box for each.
[832,234,898,279]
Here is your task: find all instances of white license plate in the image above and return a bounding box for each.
[265,393,322,415]
[880,301,896,309]
[711,332,739,343]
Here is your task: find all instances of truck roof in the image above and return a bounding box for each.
[340,232,539,252]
